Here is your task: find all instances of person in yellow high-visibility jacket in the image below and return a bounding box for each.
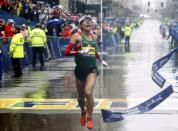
[29,23,47,68]
[124,24,132,47]
[9,32,24,77]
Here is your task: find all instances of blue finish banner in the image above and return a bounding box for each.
[102,48,178,122]
[152,71,166,88]
[152,48,177,88]
[102,85,174,122]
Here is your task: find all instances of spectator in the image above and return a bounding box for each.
[58,5,66,19]
[0,19,5,37]
[1,0,12,12]
[51,6,59,17]
[5,19,15,38]
[17,0,23,16]
[0,18,6,44]
[39,10,49,25]
[61,25,72,37]
[22,3,31,20]
[20,24,28,39]
[70,23,78,34]
[91,19,98,35]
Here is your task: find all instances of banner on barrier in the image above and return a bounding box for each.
[102,48,177,122]
[152,48,177,88]
[152,71,165,88]
[102,85,174,122]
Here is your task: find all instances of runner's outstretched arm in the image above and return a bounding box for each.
[95,51,108,66]
[95,52,102,62]
[65,42,80,56]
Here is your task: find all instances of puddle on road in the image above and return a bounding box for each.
[0,73,77,99]
[24,75,77,99]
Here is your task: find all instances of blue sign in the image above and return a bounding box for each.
[152,48,178,88]
[152,71,165,88]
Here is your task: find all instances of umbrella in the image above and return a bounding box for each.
[47,18,65,27]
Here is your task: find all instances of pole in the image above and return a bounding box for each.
[101,0,103,50]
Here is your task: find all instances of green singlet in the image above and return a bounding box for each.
[75,34,96,69]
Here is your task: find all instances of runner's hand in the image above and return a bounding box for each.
[80,49,89,54]
[101,60,108,66]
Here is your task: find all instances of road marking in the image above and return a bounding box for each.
[0,98,177,110]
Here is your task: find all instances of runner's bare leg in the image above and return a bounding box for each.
[75,77,86,113]
[85,73,97,118]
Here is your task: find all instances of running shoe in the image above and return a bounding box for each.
[87,118,93,129]
[80,111,86,126]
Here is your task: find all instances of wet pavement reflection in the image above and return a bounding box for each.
[1,113,178,131]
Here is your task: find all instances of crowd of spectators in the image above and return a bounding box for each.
[0,0,73,24]
[0,0,82,38]
[0,0,101,41]
[0,19,15,38]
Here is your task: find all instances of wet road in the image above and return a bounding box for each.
[0,19,178,131]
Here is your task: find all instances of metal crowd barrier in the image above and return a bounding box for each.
[0,36,71,73]
[0,33,117,75]
[103,31,120,51]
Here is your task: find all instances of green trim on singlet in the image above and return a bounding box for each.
[81,35,96,47]
[75,34,97,69]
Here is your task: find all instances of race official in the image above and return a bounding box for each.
[124,24,132,47]
[9,31,24,77]
[29,23,47,68]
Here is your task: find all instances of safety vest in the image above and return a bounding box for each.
[124,26,132,36]
[29,28,47,47]
[9,33,24,58]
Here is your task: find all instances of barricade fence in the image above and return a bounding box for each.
[103,31,120,51]
[0,36,70,72]
[0,33,116,73]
